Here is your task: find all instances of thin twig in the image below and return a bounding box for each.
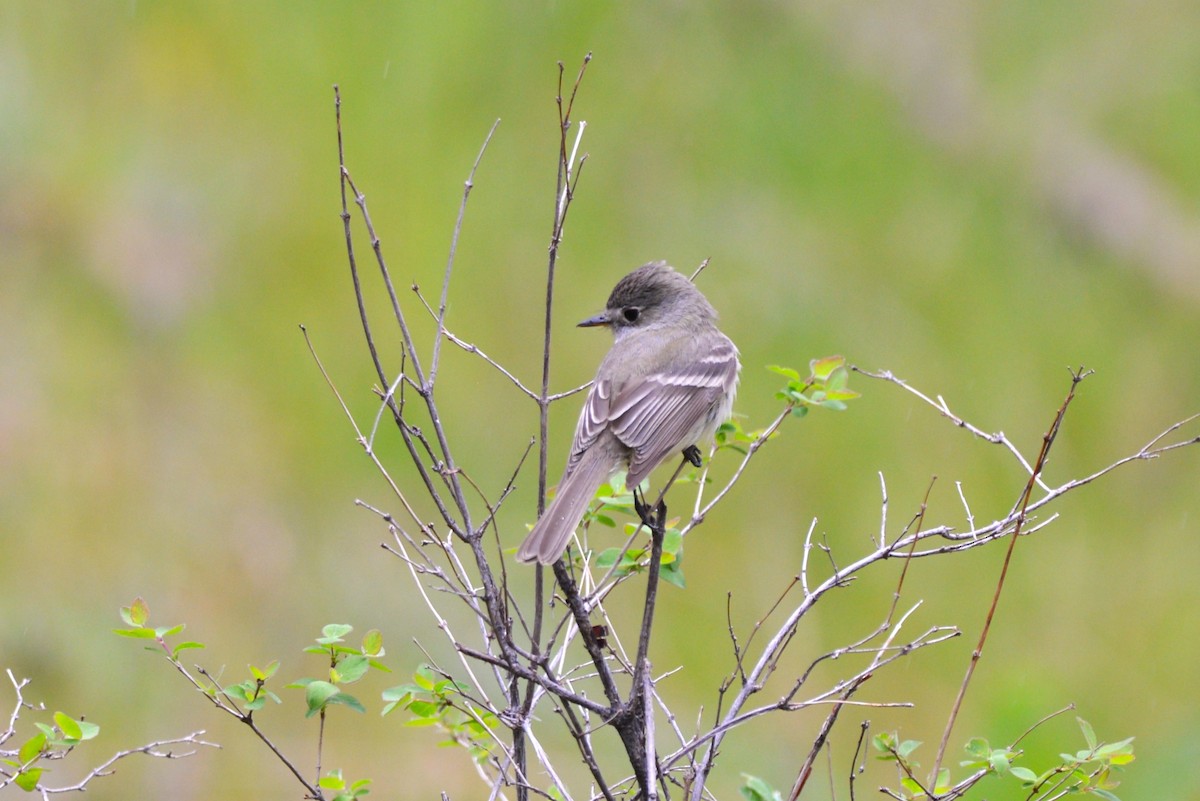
[930,368,1091,781]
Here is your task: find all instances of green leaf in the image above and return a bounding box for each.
[1010,766,1038,783]
[319,769,345,790]
[1078,717,1097,750]
[54,712,82,741]
[155,624,185,638]
[660,559,686,589]
[594,548,621,568]
[335,654,371,684]
[1094,737,1135,758]
[18,733,46,764]
[809,355,845,381]
[933,768,950,793]
[318,624,353,644]
[1091,790,1122,801]
[15,767,42,791]
[76,720,100,741]
[739,773,777,801]
[407,699,438,718]
[897,739,922,759]
[124,597,150,627]
[305,681,341,716]
[361,629,384,657]
[113,628,157,639]
[326,692,366,713]
[766,365,802,381]
[964,738,989,759]
[662,530,683,554]
[989,750,1010,774]
[172,641,205,658]
[899,777,924,795]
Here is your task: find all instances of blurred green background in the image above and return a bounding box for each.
[3,3,1198,799]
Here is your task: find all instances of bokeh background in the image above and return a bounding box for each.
[3,3,1198,799]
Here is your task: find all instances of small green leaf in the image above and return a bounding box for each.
[305,681,341,716]
[335,654,371,685]
[318,624,353,644]
[319,769,345,790]
[809,355,845,381]
[1094,737,1135,758]
[76,720,100,741]
[155,624,185,638]
[662,530,683,554]
[407,699,438,718]
[739,773,777,801]
[412,666,436,691]
[897,739,922,759]
[123,597,150,627]
[767,365,802,381]
[361,629,384,657]
[933,768,950,793]
[1078,717,1097,750]
[660,559,686,589]
[989,750,1010,774]
[327,692,366,713]
[964,738,989,759]
[594,548,620,568]
[18,733,46,764]
[172,641,205,658]
[15,767,43,791]
[899,777,924,795]
[1010,766,1037,783]
[54,712,82,741]
[113,628,157,639]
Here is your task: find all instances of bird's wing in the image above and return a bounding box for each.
[563,377,612,478]
[610,334,740,487]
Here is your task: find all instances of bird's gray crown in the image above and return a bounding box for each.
[603,261,716,328]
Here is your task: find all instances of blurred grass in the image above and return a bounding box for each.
[2,3,1198,800]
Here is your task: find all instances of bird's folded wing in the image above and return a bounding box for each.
[611,336,739,486]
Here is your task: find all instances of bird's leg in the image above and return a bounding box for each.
[633,487,666,532]
[682,444,703,468]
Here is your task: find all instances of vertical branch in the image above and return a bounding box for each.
[430,119,502,386]
[538,53,593,516]
[335,88,461,536]
[929,368,1092,780]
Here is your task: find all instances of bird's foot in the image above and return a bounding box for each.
[633,488,667,532]
[682,444,703,468]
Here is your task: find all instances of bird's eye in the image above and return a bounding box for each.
[622,308,640,322]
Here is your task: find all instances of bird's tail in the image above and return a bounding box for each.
[517,445,616,565]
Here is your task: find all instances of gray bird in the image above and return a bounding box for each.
[517,261,740,565]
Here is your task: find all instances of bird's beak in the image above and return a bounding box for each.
[576,312,610,328]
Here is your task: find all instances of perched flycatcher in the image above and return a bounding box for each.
[517,261,740,565]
